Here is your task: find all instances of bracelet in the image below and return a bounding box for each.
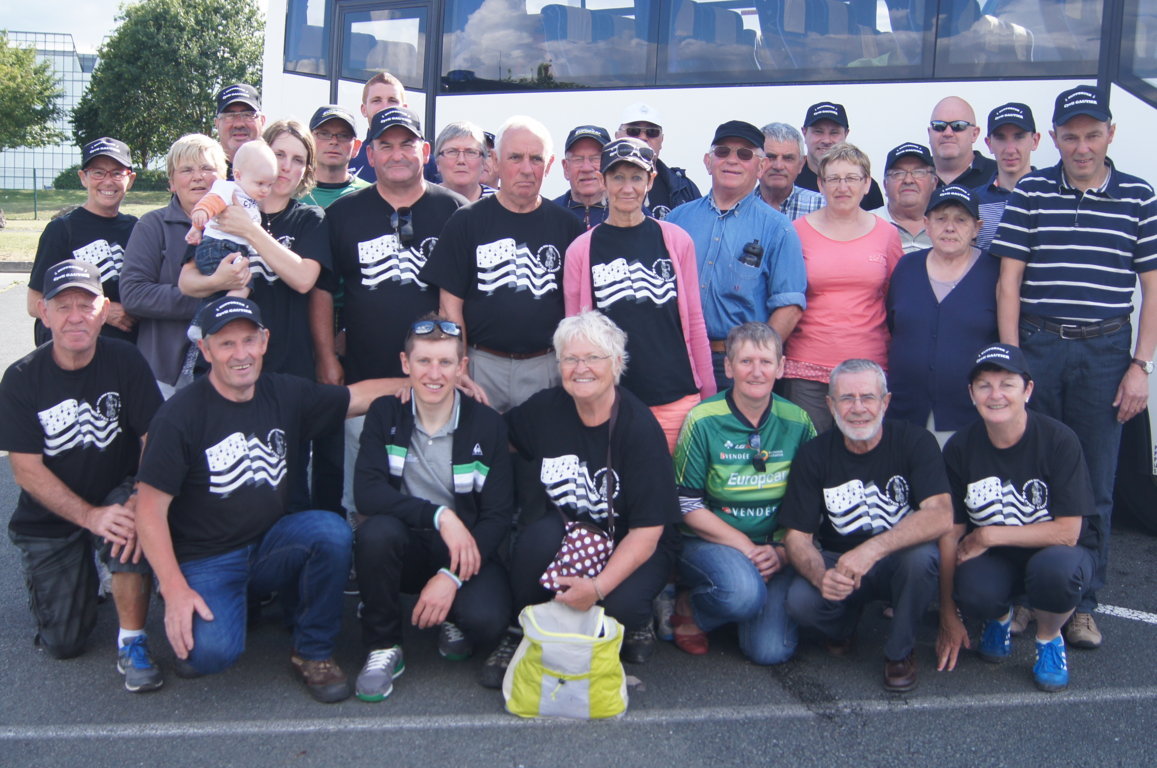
[438,567,463,589]
[592,577,606,601]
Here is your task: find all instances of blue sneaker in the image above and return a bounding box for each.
[978,611,1012,663]
[117,635,163,692]
[1034,636,1069,692]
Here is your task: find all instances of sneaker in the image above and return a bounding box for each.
[978,611,1013,663]
[438,621,474,661]
[622,625,656,664]
[1033,636,1069,692]
[479,629,521,689]
[355,646,405,702]
[291,654,352,703]
[117,635,163,693]
[653,584,676,642]
[344,565,359,597]
[1010,605,1034,637]
[1064,611,1102,649]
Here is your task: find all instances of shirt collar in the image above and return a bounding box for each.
[410,389,461,438]
[1056,158,1115,196]
[707,187,758,216]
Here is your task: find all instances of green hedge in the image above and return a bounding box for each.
[52,165,170,192]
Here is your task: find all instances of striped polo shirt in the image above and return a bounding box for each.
[989,160,1157,323]
[973,173,1019,253]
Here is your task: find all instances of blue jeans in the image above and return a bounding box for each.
[179,509,352,675]
[1019,319,1132,611]
[678,538,797,665]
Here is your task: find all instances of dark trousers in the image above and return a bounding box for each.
[955,544,1095,619]
[786,542,939,662]
[310,421,345,514]
[355,515,510,649]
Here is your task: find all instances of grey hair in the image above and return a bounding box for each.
[725,322,783,360]
[828,359,889,398]
[760,122,806,156]
[434,121,487,158]
[496,115,554,161]
[553,310,628,383]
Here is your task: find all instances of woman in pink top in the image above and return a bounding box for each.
[783,143,903,433]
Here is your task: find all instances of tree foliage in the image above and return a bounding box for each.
[73,0,264,168]
[0,32,64,152]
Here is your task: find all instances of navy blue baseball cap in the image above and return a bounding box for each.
[926,184,980,219]
[202,297,265,336]
[712,120,764,149]
[43,260,104,300]
[81,137,133,169]
[987,102,1036,134]
[309,105,358,134]
[366,107,422,143]
[803,102,849,129]
[884,142,934,173]
[564,125,611,152]
[216,84,261,113]
[1052,85,1112,126]
[970,343,1032,381]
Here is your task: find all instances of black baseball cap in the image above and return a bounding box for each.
[803,102,849,129]
[81,137,133,169]
[564,125,611,152]
[366,107,423,143]
[926,184,980,218]
[1052,85,1112,126]
[216,84,261,114]
[600,138,656,174]
[201,297,265,336]
[43,260,104,300]
[969,343,1032,381]
[309,105,358,134]
[711,120,764,149]
[884,142,934,173]
[987,102,1036,134]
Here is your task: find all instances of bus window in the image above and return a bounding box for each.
[341,6,429,87]
[1121,0,1157,105]
[285,0,331,76]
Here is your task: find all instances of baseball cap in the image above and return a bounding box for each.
[216,84,261,114]
[711,120,764,149]
[366,107,423,143]
[309,105,358,134]
[81,137,133,170]
[884,142,934,173]
[969,343,1032,381]
[201,297,266,336]
[564,125,611,152]
[987,102,1036,134]
[1052,85,1112,126]
[619,102,663,128]
[43,260,104,300]
[803,102,849,129]
[925,184,980,218]
[600,138,656,174]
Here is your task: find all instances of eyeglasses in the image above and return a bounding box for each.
[560,353,612,367]
[438,148,484,160]
[391,207,414,248]
[712,145,760,162]
[314,129,354,143]
[930,120,974,133]
[885,168,934,181]
[749,432,768,473]
[623,125,662,139]
[566,154,602,167]
[835,393,880,407]
[84,168,131,181]
[822,174,866,186]
[219,110,259,123]
[411,319,461,337]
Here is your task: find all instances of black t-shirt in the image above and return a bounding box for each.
[30,207,138,343]
[648,167,673,220]
[943,412,1097,550]
[779,420,951,553]
[325,184,467,382]
[506,386,679,547]
[420,195,584,353]
[588,219,696,406]
[137,373,350,561]
[0,338,162,538]
[797,164,885,211]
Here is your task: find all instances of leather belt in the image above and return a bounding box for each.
[470,344,553,360]
[709,340,727,353]
[1020,314,1128,341]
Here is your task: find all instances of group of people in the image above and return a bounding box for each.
[5,72,1154,706]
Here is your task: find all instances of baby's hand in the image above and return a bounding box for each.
[185,226,202,246]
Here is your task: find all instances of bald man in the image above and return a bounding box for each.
[927,97,997,188]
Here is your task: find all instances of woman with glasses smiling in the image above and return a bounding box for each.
[782,143,903,433]
[433,121,495,203]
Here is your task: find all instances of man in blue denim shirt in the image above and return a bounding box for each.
[666,120,807,392]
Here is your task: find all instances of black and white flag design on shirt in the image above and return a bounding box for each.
[964,476,1052,526]
[592,257,676,308]
[358,234,437,289]
[38,393,123,457]
[475,238,561,297]
[205,428,288,496]
[540,454,620,522]
[72,240,125,283]
[823,476,911,535]
[247,235,298,283]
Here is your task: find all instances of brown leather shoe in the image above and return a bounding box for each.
[291,654,352,703]
[883,653,918,692]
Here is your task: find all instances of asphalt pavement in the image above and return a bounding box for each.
[0,272,1154,768]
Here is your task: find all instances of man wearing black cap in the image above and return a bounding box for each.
[796,102,884,211]
[991,84,1157,650]
[214,84,266,178]
[882,142,940,254]
[666,120,806,392]
[302,105,371,209]
[1,260,164,692]
[135,296,397,702]
[927,96,997,189]
[974,103,1040,252]
[553,125,611,229]
[28,137,139,345]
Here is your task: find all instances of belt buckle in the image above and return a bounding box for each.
[1058,323,1084,340]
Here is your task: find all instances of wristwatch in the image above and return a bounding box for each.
[1132,358,1155,374]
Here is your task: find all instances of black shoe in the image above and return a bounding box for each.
[479,629,521,689]
[621,625,656,664]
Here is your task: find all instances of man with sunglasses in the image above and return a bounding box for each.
[213,84,266,180]
[795,102,884,211]
[927,96,997,188]
[614,102,700,219]
[351,315,513,701]
[666,120,807,392]
[321,107,469,520]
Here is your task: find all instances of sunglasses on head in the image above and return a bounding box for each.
[929,120,974,133]
[391,207,414,248]
[712,145,758,161]
[624,125,662,139]
[411,320,461,337]
[604,141,655,164]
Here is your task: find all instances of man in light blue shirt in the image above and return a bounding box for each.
[666,120,807,391]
